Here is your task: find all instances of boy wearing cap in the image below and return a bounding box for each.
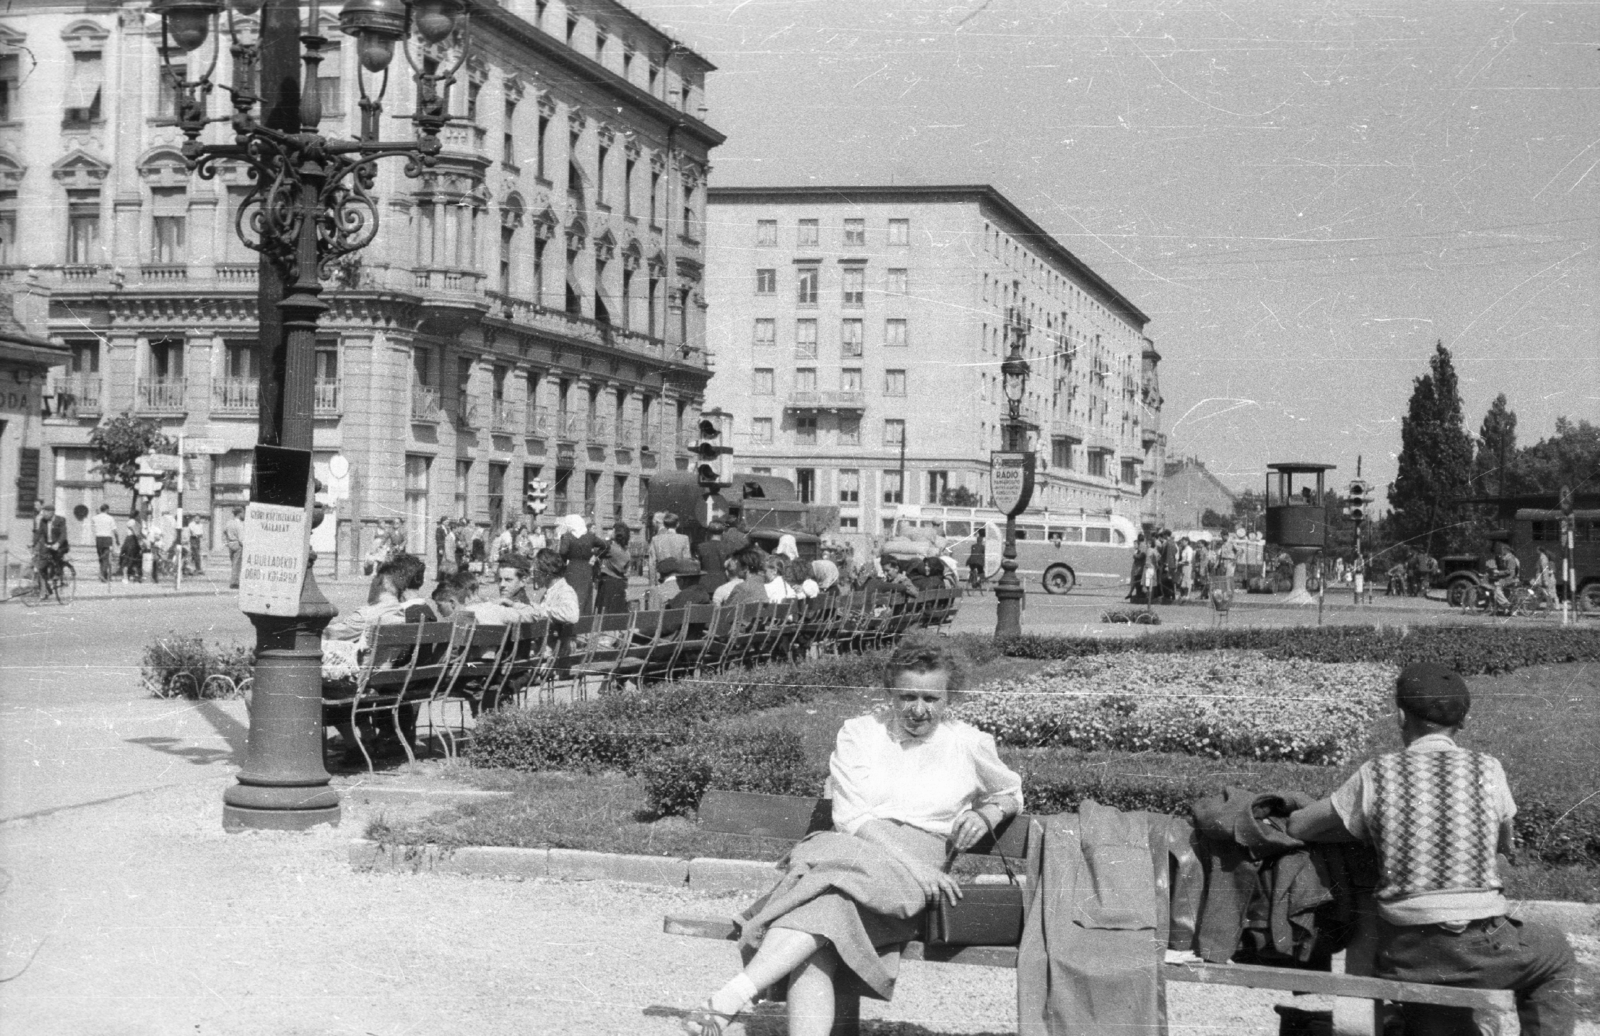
[1288,663,1576,1036]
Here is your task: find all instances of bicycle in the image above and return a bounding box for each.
[9,554,76,606]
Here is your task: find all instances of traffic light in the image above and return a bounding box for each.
[694,411,733,489]
[525,478,549,515]
[1346,479,1373,524]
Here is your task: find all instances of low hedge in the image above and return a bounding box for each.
[639,729,824,817]
[972,626,1600,676]
[141,635,254,699]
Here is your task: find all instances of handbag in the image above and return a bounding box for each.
[922,820,1026,947]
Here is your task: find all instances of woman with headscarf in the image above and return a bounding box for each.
[810,558,840,596]
[557,513,596,620]
[595,524,633,614]
[774,533,800,562]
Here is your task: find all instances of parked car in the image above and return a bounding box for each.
[1435,554,1489,607]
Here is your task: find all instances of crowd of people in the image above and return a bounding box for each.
[1126,529,1241,605]
[27,498,210,585]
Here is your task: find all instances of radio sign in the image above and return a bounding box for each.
[990,451,1036,518]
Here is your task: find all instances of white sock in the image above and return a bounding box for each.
[709,973,758,1017]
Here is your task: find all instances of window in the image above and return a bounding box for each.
[584,471,600,507]
[756,219,777,246]
[649,167,661,224]
[795,368,817,393]
[795,417,817,446]
[66,191,100,264]
[622,47,634,80]
[595,139,608,203]
[888,218,910,245]
[488,462,507,527]
[623,154,635,216]
[499,224,513,292]
[613,473,627,521]
[839,516,859,531]
[151,214,186,264]
[405,455,431,544]
[755,268,776,294]
[753,368,774,395]
[885,319,908,347]
[316,45,343,114]
[0,54,18,122]
[927,471,949,504]
[886,268,908,295]
[595,27,609,61]
[796,265,818,306]
[884,419,905,447]
[1087,451,1107,478]
[753,318,775,347]
[465,78,481,122]
[1052,438,1075,470]
[554,466,573,507]
[841,267,864,308]
[839,469,860,504]
[883,470,903,505]
[840,368,862,392]
[536,109,549,178]
[796,468,816,503]
[648,60,660,95]
[64,50,103,126]
[1122,459,1139,485]
[843,218,865,246]
[149,338,184,379]
[838,417,860,446]
[794,319,817,359]
[681,181,695,239]
[797,219,819,247]
[70,340,99,374]
[156,53,186,120]
[566,13,578,44]
[503,99,516,166]
[841,319,863,357]
[752,417,774,443]
[884,369,906,397]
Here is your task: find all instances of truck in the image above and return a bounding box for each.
[1445,493,1600,611]
[644,472,826,562]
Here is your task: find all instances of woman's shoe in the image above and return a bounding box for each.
[682,1001,739,1036]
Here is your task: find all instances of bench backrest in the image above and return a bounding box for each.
[698,790,1032,859]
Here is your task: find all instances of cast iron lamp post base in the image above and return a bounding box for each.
[994,517,1023,638]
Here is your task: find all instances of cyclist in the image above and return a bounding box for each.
[1531,547,1558,608]
[32,503,69,590]
[1487,539,1520,611]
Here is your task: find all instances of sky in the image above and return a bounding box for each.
[624,0,1599,496]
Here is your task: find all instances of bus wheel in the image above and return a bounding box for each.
[1043,566,1076,595]
[1445,578,1475,609]
[1577,582,1600,613]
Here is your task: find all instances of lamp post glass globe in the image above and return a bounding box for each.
[339,0,408,70]
[226,0,266,16]
[155,0,223,51]
[412,0,466,44]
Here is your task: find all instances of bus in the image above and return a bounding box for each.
[888,505,1141,594]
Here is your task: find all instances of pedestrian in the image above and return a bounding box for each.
[122,518,146,583]
[1217,531,1238,587]
[1158,530,1178,603]
[188,513,207,574]
[491,522,515,568]
[967,528,988,594]
[1178,536,1194,604]
[1127,534,1147,602]
[364,522,390,576]
[595,524,632,614]
[223,507,245,588]
[696,520,732,593]
[1288,664,1576,1036]
[556,513,596,619]
[646,511,693,586]
[90,504,119,582]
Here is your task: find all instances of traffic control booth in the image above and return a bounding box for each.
[1263,462,1335,602]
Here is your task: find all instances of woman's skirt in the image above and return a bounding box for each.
[735,822,946,1002]
[595,574,629,614]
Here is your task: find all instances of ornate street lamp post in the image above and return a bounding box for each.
[152,0,471,830]
[993,311,1033,638]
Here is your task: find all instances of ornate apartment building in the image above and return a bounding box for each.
[704,185,1165,538]
[0,0,721,557]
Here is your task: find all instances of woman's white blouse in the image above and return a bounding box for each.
[829,713,1023,837]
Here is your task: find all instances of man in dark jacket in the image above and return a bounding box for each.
[696,521,731,591]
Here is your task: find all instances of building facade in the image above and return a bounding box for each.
[704,185,1164,540]
[1,0,721,561]
[1159,456,1238,531]
[0,283,68,564]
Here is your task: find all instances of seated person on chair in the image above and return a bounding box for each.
[1287,664,1576,1036]
[498,549,582,627]
[682,636,1021,1036]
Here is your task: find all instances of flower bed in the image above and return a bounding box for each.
[953,651,1393,765]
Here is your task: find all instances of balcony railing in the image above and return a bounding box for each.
[785,390,866,413]
[216,263,258,285]
[314,378,341,415]
[137,377,187,413]
[412,384,442,422]
[555,410,582,441]
[586,416,609,443]
[47,375,101,419]
[439,123,487,154]
[612,419,635,450]
[482,291,685,366]
[213,376,259,413]
[491,398,518,432]
[526,405,550,437]
[639,423,660,452]
[139,263,188,283]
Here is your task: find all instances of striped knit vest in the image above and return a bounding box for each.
[1368,748,1502,901]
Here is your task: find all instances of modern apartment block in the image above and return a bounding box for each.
[704,185,1164,539]
[1,0,722,558]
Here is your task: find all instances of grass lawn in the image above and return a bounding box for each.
[372,656,1600,902]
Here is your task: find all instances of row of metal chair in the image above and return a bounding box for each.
[323,587,961,770]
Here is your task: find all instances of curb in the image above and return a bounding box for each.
[347,838,1600,936]
[341,785,513,807]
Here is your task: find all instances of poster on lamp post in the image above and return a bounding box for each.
[238,445,314,616]
[990,451,1036,518]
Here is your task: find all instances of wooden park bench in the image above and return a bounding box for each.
[663,791,1517,1036]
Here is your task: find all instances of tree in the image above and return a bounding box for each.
[88,414,177,512]
[1473,394,1518,497]
[940,486,982,508]
[1199,507,1231,529]
[1388,342,1476,555]
[1514,417,1600,496]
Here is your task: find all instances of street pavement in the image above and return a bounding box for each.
[2,583,1593,1034]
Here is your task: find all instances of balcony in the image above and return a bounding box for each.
[612,419,636,450]
[456,397,482,430]
[213,377,259,414]
[439,123,488,155]
[412,384,442,422]
[785,390,866,414]
[46,375,101,419]
[139,263,187,284]
[217,263,257,286]
[526,405,550,437]
[137,377,187,414]
[555,410,582,442]
[639,423,661,452]
[490,398,519,433]
[482,291,685,366]
[314,378,341,415]
[585,416,610,443]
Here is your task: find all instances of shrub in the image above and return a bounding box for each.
[956,653,1392,765]
[987,626,1600,675]
[639,727,824,817]
[472,706,689,774]
[141,635,253,699]
[1100,609,1161,625]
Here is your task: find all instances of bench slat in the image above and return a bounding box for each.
[661,915,1514,1012]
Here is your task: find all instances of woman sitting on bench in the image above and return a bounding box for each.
[684,635,1022,1036]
